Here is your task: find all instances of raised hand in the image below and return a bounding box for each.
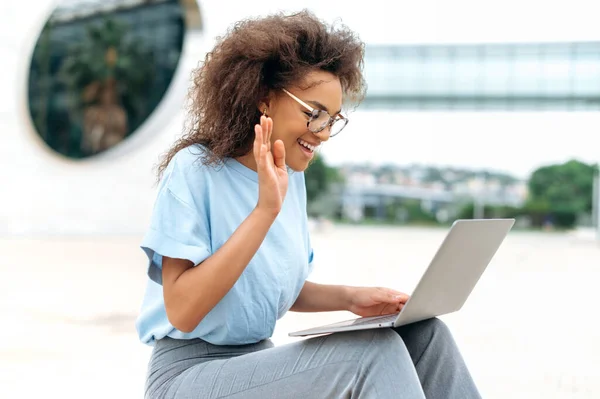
[253,115,288,217]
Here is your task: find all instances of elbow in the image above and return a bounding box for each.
[289,298,302,312]
[165,306,200,334]
[173,320,196,334]
[164,300,205,334]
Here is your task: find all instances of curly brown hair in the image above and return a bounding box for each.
[156,10,367,179]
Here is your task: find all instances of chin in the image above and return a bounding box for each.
[286,159,310,173]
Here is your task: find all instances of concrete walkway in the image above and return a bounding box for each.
[1,225,598,398]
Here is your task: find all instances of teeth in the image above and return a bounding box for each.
[298,139,316,152]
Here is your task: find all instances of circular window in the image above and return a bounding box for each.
[27,0,202,159]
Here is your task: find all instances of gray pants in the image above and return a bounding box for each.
[145,318,481,398]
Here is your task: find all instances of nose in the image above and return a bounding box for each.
[313,125,331,142]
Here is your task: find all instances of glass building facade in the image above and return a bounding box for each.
[363,42,600,111]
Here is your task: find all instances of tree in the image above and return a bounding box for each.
[528,160,597,213]
[58,18,156,156]
[525,160,598,227]
[304,154,343,204]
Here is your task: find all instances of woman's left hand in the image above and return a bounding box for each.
[347,286,410,318]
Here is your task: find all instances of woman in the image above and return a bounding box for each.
[136,10,481,399]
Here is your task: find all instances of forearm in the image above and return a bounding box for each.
[165,207,276,332]
[290,281,352,312]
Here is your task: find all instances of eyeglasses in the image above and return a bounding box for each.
[282,88,348,138]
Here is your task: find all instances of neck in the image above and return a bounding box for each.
[234,153,258,172]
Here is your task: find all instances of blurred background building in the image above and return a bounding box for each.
[326,42,600,225]
[1,0,599,235]
[363,42,600,111]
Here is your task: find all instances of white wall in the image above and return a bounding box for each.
[0,0,598,235]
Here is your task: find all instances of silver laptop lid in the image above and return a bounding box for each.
[395,218,515,326]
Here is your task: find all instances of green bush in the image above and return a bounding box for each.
[457,200,578,229]
[456,202,520,220]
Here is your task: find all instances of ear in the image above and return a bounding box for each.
[257,101,268,115]
[257,97,270,115]
[257,90,278,115]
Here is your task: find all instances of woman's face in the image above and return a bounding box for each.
[266,70,343,172]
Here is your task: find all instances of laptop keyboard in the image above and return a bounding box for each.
[350,313,399,326]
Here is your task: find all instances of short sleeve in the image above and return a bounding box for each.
[299,171,315,275]
[141,153,211,285]
[306,225,315,275]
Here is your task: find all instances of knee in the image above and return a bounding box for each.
[418,317,452,339]
[339,328,406,355]
[316,328,408,367]
[367,328,410,360]
[373,327,406,345]
[326,329,423,397]
[396,318,455,350]
[417,318,455,347]
[354,329,414,372]
[338,326,404,347]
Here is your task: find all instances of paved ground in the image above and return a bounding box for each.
[1,225,598,398]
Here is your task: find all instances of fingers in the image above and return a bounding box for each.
[384,300,407,314]
[273,140,286,169]
[261,116,267,146]
[373,288,409,305]
[254,125,262,155]
[255,116,276,168]
[260,138,269,168]
[380,288,410,303]
[372,291,397,304]
[253,124,262,162]
[267,116,273,148]
[378,303,402,316]
[260,115,272,150]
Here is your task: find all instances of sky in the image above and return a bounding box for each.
[205,0,600,45]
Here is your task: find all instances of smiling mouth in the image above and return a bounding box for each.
[297,138,317,153]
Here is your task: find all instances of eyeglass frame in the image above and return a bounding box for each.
[281,88,348,137]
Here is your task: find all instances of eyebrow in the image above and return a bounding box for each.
[307,100,342,116]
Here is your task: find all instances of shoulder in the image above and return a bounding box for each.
[164,144,208,178]
[157,144,218,205]
[162,144,225,185]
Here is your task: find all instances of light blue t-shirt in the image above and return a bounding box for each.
[135,145,314,346]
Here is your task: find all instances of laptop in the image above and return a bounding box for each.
[289,218,515,337]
